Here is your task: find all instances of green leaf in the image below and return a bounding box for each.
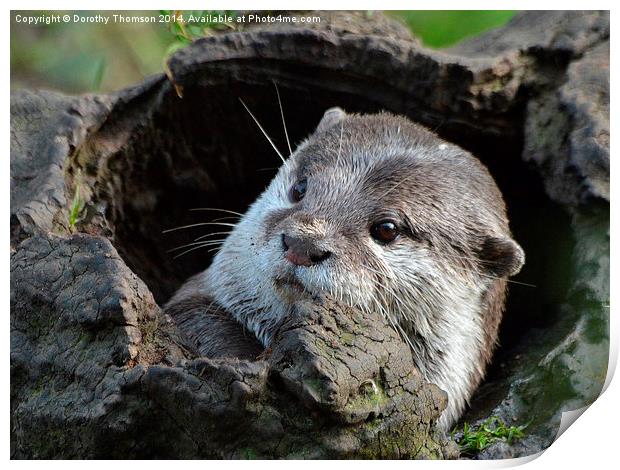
[92,57,106,91]
[454,416,526,456]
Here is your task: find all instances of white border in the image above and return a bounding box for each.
[4,2,616,467]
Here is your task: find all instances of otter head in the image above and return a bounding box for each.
[205,108,524,428]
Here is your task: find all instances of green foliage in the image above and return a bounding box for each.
[68,173,85,230]
[92,57,106,91]
[392,11,516,48]
[160,10,241,60]
[11,10,171,93]
[11,10,517,93]
[161,10,238,45]
[452,416,526,456]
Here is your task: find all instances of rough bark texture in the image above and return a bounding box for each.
[10,233,454,458]
[11,10,609,459]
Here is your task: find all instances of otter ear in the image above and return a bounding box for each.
[478,236,525,278]
[315,107,346,133]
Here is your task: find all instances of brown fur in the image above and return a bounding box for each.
[166,275,263,360]
[165,109,524,428]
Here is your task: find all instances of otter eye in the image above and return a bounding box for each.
[290,178,307,202]
[370,221,399,244]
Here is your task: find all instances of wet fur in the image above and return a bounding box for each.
[165,110,524,429]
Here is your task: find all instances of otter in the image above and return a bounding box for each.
[165,107,525,430]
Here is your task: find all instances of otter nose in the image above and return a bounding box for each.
[281,234,331,267]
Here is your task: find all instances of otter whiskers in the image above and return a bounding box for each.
[239,98,286,164]
[194,230,234,242]
[273,81,292,157]
[168,237,228,258]
[162,208,242,258]
[189,207,244,217]
[162,221,238,234]
[436,252,536,288]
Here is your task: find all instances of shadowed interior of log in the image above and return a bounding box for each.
[97,77,574,420]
